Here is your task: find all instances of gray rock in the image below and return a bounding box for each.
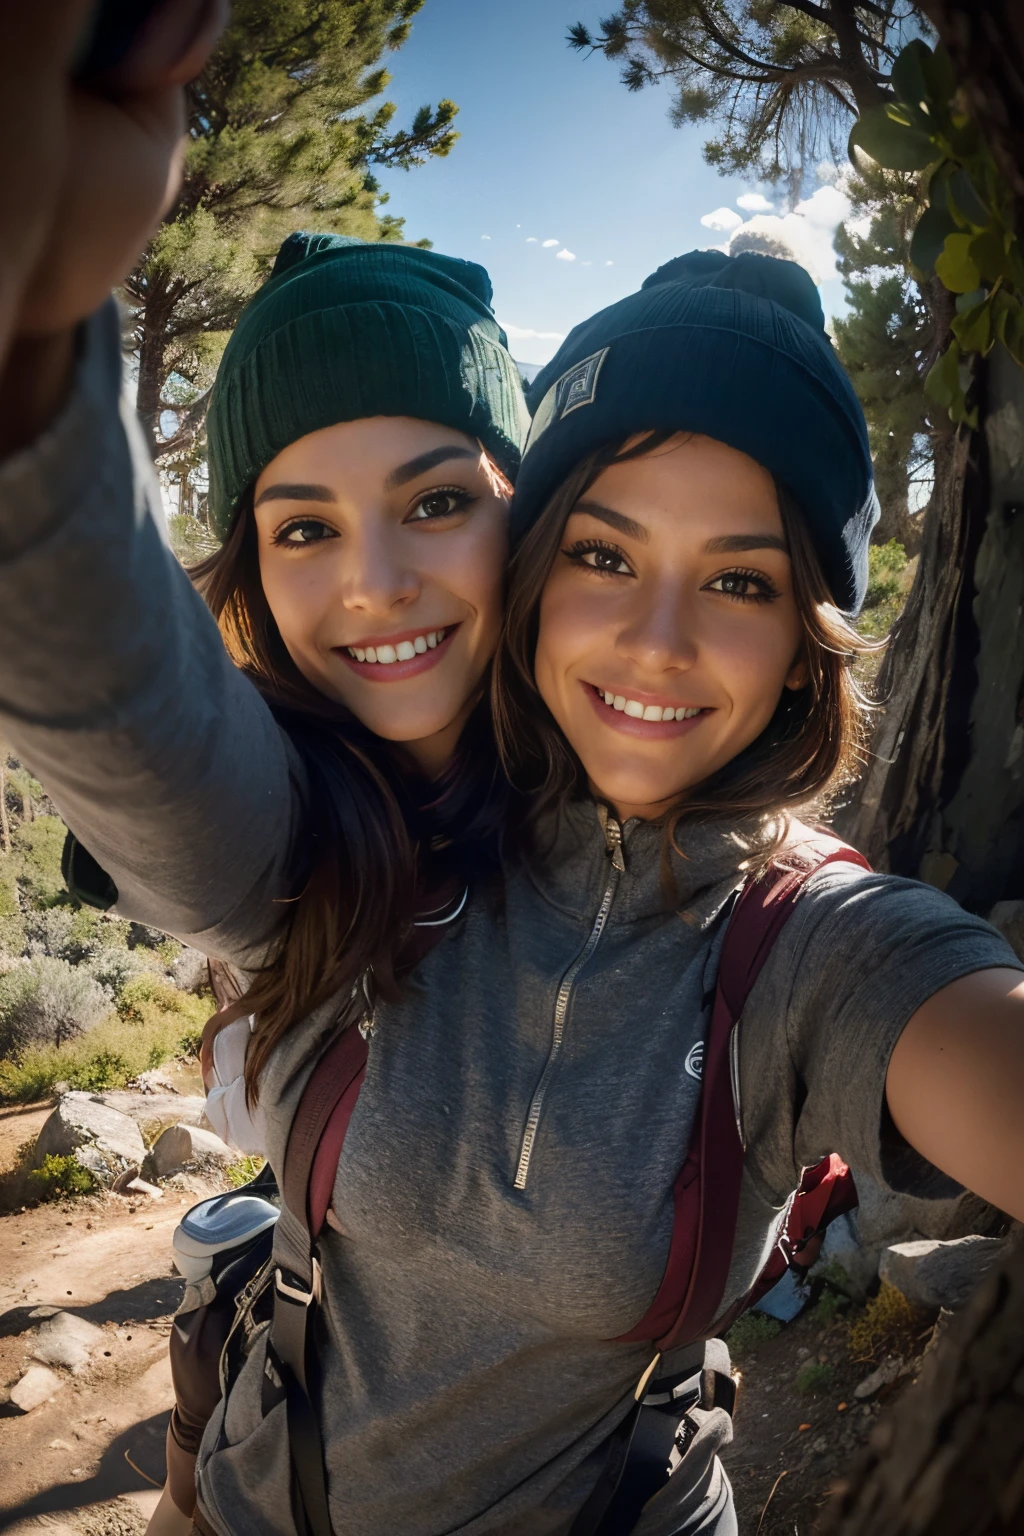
[173,946,210,994]
[33,1092,146,1187]
[879,1233,1012,1310]
[853,1356,903,1400]
[93,1091,208,1140]
[120,1176,164,1200]
[150,1122,234,1178]
[31,1311,106,1372]
[10,1364,63,1412]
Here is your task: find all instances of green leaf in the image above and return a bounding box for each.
[924,340,963,411]
[891,40,938,128]
[952,297,993,355]
[921,44,956,111]
[935,233,982,293]
[947,168,990,228]
[910,204,960,275]
[849,103,939,172]
[955,287,987,315]
[969,228,1010,284]
[1001,297,1024,367]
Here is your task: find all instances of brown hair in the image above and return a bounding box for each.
[192,493,509,1098]
[493,434,878,863]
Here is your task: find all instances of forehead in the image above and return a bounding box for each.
[254,417,481,491]
[582,433,782,538]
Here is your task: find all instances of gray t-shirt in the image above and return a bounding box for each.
[0,305,1019,1536]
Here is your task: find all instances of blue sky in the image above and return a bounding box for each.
[375,0,856,367]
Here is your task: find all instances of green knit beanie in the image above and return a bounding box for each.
[206,233,530,538]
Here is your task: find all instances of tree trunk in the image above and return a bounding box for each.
[817,1238,1024,1534]
[135,277,175,458]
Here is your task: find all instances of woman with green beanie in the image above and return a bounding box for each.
[3,26,1024,1533]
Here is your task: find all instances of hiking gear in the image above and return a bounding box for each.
[172,1186,279,1283]
[205,233,530,537]
[180,827,866,1536]
[512,249,879,614]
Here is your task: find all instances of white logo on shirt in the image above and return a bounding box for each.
[684,1041,704,1081]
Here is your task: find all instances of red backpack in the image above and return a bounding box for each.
[187,828,868,1536]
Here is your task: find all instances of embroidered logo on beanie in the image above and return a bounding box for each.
[555,347,610,418]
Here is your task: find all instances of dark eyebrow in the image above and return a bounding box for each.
[384,445,479,491]
[705,533,789,555]
[254,483,336,508]
[571,501,650,544]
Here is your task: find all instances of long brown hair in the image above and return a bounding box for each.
[493,434,878,862]
[192,492,509,1098]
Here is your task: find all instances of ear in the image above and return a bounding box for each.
[784,650,809,691]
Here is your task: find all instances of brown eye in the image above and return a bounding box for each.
[274,519,335,546]
[407,489,473,522]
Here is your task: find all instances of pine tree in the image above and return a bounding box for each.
[832,175,934,554]
[124,0,459,461]
[568,1,920,190]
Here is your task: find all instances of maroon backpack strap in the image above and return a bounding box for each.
[615,829,869,1351]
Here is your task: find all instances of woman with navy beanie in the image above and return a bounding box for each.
[2,40,1024,1531]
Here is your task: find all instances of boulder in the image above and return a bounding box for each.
[31,1311,106,1372]
[879,1233,1014,1311]
[173,946,211,993]
[93,1091,207,1141]
[10,1364,63,1412]
[150,1122,234,1178]
[33,1092,146,1187]
[853,1355,904,1400]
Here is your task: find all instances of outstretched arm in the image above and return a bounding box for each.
[886,967,1024,1223]
[0,4,296,964]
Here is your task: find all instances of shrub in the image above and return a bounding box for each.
[24,904,107,964]
[0,1001,205,1102]
[0,954,111,1055]
[12,816,67,908]
[796,1360,833,1395]
[27,1152,95,1201]
[226,1154,267,1189]
[725,1311,783,1360]
[847,1282,932,1364]
[117,972,208,1054]
[83,946,150,997]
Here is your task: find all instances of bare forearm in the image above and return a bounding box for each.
[886,968,1024,1221]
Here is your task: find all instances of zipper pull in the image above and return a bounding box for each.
[596,803,626,873]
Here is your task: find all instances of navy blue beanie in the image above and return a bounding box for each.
[513,250,879,614]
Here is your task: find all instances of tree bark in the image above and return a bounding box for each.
[817,1238,1024,1535]
[135,277,175,458]
[0,753,10,857]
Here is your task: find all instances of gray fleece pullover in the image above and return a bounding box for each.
[0,306,1018,1536]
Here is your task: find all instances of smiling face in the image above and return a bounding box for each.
[253,416,510,775]
[533,433,807,821]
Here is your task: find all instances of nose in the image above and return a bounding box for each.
[340,523,420,618]
[615,579,699,673]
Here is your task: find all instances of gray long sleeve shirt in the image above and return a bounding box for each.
[0,306,1019,1536]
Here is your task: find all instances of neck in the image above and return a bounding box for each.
[405,700,475,779]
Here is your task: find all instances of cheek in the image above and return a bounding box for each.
[429,512,508,632]
[535,577,597,713]
[709,605,803,714]
[257,550,333,656]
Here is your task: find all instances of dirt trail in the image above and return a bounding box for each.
[0,1177,219,1536]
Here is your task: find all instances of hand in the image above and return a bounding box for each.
[0,0,227,454]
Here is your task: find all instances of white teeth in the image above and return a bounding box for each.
[347,628,447,664]
[597,686,704,722]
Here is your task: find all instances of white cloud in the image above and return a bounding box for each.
[582,260,592,266]
[526,237,538,243]
[542,239,560,248]
[700,206,743,234]
[721,172,854,285]
[498,322,567,366]
[556,248,577,262]
[736,192,774,213]
[605,260,614,266]
[481,234,491,241]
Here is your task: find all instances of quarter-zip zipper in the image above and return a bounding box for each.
[513,811,625,1191]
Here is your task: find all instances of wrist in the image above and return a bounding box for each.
[0,327,77,458]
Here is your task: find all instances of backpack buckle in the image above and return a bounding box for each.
[274,1260,321,1307]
